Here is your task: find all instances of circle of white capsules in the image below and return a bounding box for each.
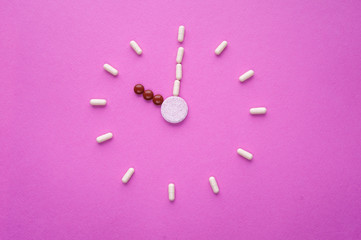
[161,96,188,124]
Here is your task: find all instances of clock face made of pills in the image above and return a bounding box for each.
[91,26,267,201]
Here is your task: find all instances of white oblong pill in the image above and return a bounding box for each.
[178,26,185,43]
[215,41,228,55]
[176,47,184,64]
[176,64,182,80]
[250,107,267,115]
[168,183,175,201]
[209,176,219,194]
[103,64,118,76]
[237,148,253,160]
[173,80,180,96]
[122,168,135,184]
[239,70,254,82]
[90,99,107,106]
[130,40,143,55]
[96,132,113,143]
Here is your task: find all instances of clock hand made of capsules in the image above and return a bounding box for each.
[90,26,267,202]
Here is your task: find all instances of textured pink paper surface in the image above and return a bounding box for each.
[1,1,361,239]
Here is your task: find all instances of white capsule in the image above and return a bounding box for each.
[103,63,118,76]
[237,148,253,160]
[209,176,219,194]
[250,107,267,115]
[173,80,180,96]
[178,26,185,43]
[176,47,184,64]
[239,70,254,82]
[90,99,107,106]
[215,41,228,55]
[176,64,182,80]
[122,168,135,184]
[168,183,175,201]
[96,132,113,143]
[130,40,143,55]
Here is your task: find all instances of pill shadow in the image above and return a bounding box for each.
[103,71,119,77]
[249,113,268,117]
[215,46,229,57]
[236,153,253,165]
[91,105,107,108]
[248,112,268,119]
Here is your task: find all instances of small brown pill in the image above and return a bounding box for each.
[143,90,154,100]
[153,94,164,105]
[134,84,144,94]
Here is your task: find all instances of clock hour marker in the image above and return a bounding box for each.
[103,63,118,76]
[237,148,253,160]
[215,41,228,55]
[239,70,254,82]
[90,99,107,106]
[168,183,175,201]
[250,107,267,115]
[122,168,135,184]
[96,132,113,143]
[130,40,143,55]
[209,177,220,194]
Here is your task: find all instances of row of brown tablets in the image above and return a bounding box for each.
[134,84,164,105]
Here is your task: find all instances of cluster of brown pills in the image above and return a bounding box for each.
[134,84,164,105]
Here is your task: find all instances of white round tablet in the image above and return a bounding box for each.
[161,96,188,124]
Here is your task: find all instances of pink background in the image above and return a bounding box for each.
[1,1,361,239]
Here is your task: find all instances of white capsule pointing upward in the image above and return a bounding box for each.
[173,80,180,96]
[168,183,175,201]
[96,132,113,143]
[176,47,184,64]
[178,26,185,43]
[176,64,182,80]
[130,40,142,55]
[209,177,219,194]
[122,168,135,184]
[103,63,118,76]
[215,41,228,55]
[237,148,253,160]
[90,99,107,106]
[239,70,254,82]
[250,107,267,115]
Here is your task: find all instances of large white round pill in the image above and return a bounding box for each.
[161,96,188,124]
